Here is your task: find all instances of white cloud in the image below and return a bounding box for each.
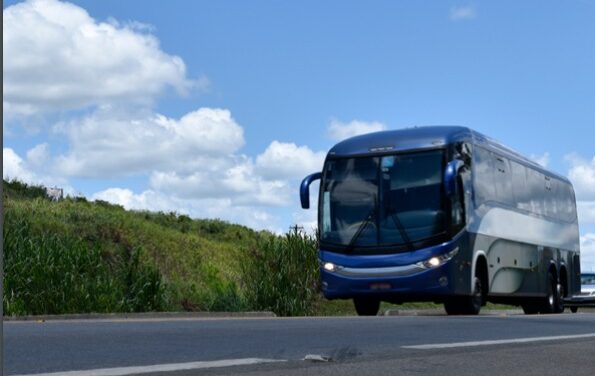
[256,141,326,180]
[149,163,291,207]
[26,143,50,168]
[292,199,319,234]
[91,187,284,233]
[530,152,550,168]
[566,154,595,201]
[48,107,327,209]
[327,119,386,141]
[581,233,595,272]
[3,0,197,115]
[577,201,595,225]
[55,107,244,177]
[3,147,73,193]
[92,188,180,213]
[7,103,330,234]
[450,5,477,21]
[3,148,36,183]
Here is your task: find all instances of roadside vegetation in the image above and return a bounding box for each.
[3,180,256,315]
[242,229,320,316]
[4,180,326,316]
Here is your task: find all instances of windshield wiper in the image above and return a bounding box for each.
[389,212,414,252]
[345,204,376,253]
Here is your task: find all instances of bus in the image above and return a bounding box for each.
[300,126,581,315]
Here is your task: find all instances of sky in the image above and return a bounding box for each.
[3,0,595,270]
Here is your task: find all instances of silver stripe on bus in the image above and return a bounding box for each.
[334,264,425,278]
[471,207,579,252]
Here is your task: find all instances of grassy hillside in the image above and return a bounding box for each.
[3,180,274,315]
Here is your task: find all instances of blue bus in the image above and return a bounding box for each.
[300,126,581,315]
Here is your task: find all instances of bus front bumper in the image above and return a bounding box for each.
[320,252,460,301]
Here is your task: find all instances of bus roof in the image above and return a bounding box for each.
[328,126,472,156]
[327,125,571,184]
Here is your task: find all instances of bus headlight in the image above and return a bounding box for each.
[322,262,343,272]
[323,262,336,272]
[428,257,441,267]
[416,247,459,269]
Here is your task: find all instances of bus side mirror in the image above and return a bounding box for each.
[444,160,464,197]
[300,172,322,209]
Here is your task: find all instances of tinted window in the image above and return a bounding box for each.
[559,182,577,222]
[320,157,379,246]
[526,168,545,216]
[511,162,575,222]
[511,161,531,212]
[544,176,558,218]
[379,151,446,244]
[319,150,447,251]
[474,147,495,205]
[494,156,514,206]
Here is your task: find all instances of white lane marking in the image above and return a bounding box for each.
[402,333,595,350]
[12,358,286,376]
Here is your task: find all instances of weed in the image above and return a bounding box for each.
[242,228,319,316]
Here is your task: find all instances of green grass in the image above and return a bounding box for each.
[242,229,319,316]
[3,216,164,315]
[3,180,264,315]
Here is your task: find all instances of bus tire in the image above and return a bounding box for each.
[521,303,539,315]
[462,276,483,315]
[445,277,482,315]
[554,281,565,314]
[570,307,578,313]
[539,272,557,314]
[353,297,380,316]
[444,300,462,315]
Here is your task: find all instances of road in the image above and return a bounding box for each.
[4,312,595,375]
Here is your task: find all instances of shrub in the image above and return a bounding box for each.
[197,264,246,312]
[242,229,319,316]
[3,179,47,200]
[116,246,165,312]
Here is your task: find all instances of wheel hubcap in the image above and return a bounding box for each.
[473,279,482,309]
[548,293,554,306]
[557,284,565,311]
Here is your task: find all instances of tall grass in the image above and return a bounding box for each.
[3,180,260,315]
[242,229,320,316]
[3,215,165,315]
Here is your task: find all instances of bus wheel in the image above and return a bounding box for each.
[463,276,483,315]
[570,307,578,313]
[554,282,565,314]
[539,272,557,314]
[444,300,461,315]
[444,277,482,315]
[521,304,539,315]
[353,297,380,316]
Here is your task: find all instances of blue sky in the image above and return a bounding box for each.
[3,0,595,269]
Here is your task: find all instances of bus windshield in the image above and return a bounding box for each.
[320,150,447,252]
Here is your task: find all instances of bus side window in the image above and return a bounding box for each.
[473,147,495,206]
[560,182,577,222]
[511,161,530,212]
[544,176,558,218]
[527,169,545,216]
[450,174,465,232]
[494,156,513,207]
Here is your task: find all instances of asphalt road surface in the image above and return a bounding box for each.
[4,312,595,376]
